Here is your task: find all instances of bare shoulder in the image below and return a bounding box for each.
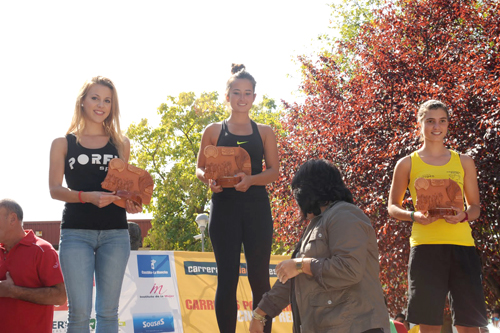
[396,155,412,169]
[200,122,222,147]
[459,153,476,168]
[204,122,222,134]
[391,155,412,180]
[51,137,68,151]
[256,123,275,136]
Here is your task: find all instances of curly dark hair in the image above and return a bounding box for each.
[291,159,354,217]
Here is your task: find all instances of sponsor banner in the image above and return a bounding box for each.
[53,251,183,333]
[120,251,183,333]
[53,251,292,332]
[174,251,294,332]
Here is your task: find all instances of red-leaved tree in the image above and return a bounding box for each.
[269,0,500,314]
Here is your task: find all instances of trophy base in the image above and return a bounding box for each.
[427,208,456,218]
[217,176,242,188]
[114,190,143,208]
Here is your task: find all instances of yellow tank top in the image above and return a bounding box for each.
[408,150,475,247]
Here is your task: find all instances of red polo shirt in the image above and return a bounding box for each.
[394,320,408,333]
[0,230,64,333]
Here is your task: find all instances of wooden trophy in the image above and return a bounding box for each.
[203,145,252,188]
[101,158,154,208]
[414,178,462,218]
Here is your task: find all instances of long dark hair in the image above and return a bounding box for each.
[291,159,353,217]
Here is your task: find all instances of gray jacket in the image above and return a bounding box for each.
[258,201,390,333]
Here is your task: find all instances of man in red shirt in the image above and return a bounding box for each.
[0,199,66,333]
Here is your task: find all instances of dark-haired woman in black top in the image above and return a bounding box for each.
[196,64,279,333]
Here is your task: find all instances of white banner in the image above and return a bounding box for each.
[52,251,183,333]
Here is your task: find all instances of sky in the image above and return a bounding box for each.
[0,0,335,221]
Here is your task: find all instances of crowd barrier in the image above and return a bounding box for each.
[52,251,294,332]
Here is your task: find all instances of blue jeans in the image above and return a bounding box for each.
[59,229,130,333]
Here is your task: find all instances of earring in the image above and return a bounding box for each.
[81,104,84,107]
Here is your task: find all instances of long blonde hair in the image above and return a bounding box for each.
[67,76,125,158]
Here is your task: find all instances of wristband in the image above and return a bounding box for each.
[252,310,267,326]
[78,191,85,204]
[460,211,468,222]
[410,211,415,222]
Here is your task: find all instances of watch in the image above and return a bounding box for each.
[296,257,304,273]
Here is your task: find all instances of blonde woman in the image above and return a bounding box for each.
[49,76,140,332]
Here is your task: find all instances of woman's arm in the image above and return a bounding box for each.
[49,137,120,208]
[388,156,436,225]
[249,277,291,333]
[235,124,279,192]
[388,156,413,221]
[196,124,222,192]
[249,307,268,333]
[444,154,480,224]
[312,215,371,289]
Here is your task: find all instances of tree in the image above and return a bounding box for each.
[270,0,500,313]
[127,92,281,251]
[126,92,224,251]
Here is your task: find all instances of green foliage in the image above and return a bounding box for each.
[127,91,226,251]
[127,92,282,251]
[250,94,280,128]
[330,0,381,42]
[315,0,382,71]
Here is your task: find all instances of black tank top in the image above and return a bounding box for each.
[216,120,264,175]
[61,134,127,230]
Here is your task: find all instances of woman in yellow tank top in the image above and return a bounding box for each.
[388,100,487,333]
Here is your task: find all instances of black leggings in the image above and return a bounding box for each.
[209,187,274,333]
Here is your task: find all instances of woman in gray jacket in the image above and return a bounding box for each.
[249,159,390,333]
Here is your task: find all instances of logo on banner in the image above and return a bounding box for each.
[137,255,171,278]
[139,283,175,299]
[132,313,174,333]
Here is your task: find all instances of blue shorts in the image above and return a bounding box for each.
[407,244,488,327]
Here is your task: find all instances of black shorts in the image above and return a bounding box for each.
[407,244,487,327]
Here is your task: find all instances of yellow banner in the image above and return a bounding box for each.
[174,251,294,332]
